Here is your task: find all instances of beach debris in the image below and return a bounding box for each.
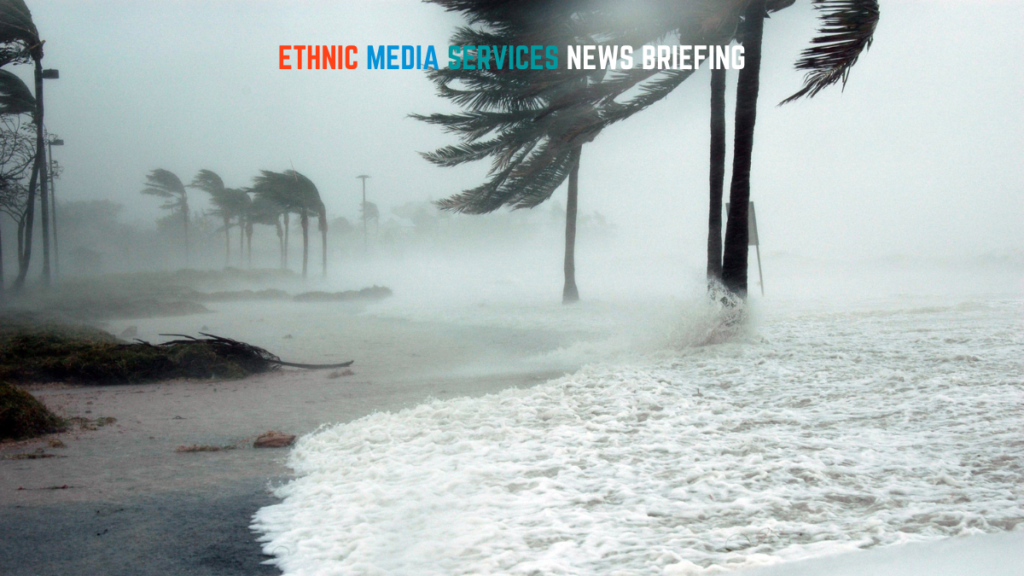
[327,369,354,379]
[254,431,296,449]
[0,324,353,385]
[158,333,355,370]
[175,444,235,453]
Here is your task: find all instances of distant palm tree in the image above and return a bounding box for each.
[252,170,327,278]
[141,169,190,266]
[246,193,285,268]
[189,169,251,267]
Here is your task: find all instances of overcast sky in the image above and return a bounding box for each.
[26,0,1024,262]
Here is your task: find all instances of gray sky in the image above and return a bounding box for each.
[29,0,1024,262]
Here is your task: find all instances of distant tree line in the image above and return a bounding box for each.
[0,0,61,297]
[140,168,329,278]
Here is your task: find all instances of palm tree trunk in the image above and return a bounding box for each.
[246,222,253,268]
[182,198,190,269]
[283,213,290,269]
[276,218,284,268]
[300,208,309,279]
[223,217,231,266]
[707,67,727,285]
[320,215,327,277]
[562,145,582,304]
[238,216,244,266]
[14,157,41,290]
[721,0,765,299]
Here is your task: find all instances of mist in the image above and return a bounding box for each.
[0,0,1016,302]
[2,2,1022,576]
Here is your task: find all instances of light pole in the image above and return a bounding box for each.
[356,174,370,255]
[38,68,58,286]
[48,136,63,280]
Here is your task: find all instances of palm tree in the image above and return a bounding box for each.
[251,170,327,278]
[189,169,251,267]
[246,193,285,268]
[0,0,45,290]
[721,0,879,296]
[706,67,727,286]
[140,169,189,267]
[0,68,33,294]
[719,1,766,297]
[417,1,603,303]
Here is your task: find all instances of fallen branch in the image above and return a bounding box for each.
[159,333,354,370]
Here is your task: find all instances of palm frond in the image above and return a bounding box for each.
[780,0,879,105]
[0,69,33,116]
[0,0,39,63]
[141,169,186,201]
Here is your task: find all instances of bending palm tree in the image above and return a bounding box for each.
[0,67,33,294]
[418,1,603,303]
[140,169,189,267]
[247,193,285,268]
[0,0,45,290]
[252,169,327,278]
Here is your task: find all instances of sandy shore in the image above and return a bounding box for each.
[0,306,576,576]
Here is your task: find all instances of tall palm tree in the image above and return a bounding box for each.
[0,67,33,295]
[418,1,602,303]
[251,169,327,278]
[720,0,766,297]
[247,193,285,268]
[190,169,231,265]
[0,0,45,291]
[720,0,879,296]
[707,67,727,286]
[140,169,189,267]
[189,169,251,267]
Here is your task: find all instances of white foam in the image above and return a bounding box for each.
[253,297,1024,575]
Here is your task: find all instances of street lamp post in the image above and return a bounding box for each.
[38,68,58,286]
[48,137,64,280]
[356,174,370,255]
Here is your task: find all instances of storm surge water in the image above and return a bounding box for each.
[252,295,1023,575]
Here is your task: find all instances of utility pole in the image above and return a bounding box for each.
[48,136,64,280]
[38,68,58,286]
[356,174,370,255]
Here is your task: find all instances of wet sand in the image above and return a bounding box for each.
[0,307,576,576]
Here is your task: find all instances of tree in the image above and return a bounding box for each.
[251,170,327,278]
[247,193,286,268]
[417,1,603,303]
[140,169,190,267]
[720,0,879,297]
[0,70,32,294]
[190,169,250,267]
[706,67,727,285]
[0,0,47,291]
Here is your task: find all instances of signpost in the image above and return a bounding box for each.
[726,201,764,296]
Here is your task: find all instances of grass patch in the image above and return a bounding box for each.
[0,382,67,440]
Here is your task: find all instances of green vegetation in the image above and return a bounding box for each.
[0,321,281,385]
[0,382,65,440]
